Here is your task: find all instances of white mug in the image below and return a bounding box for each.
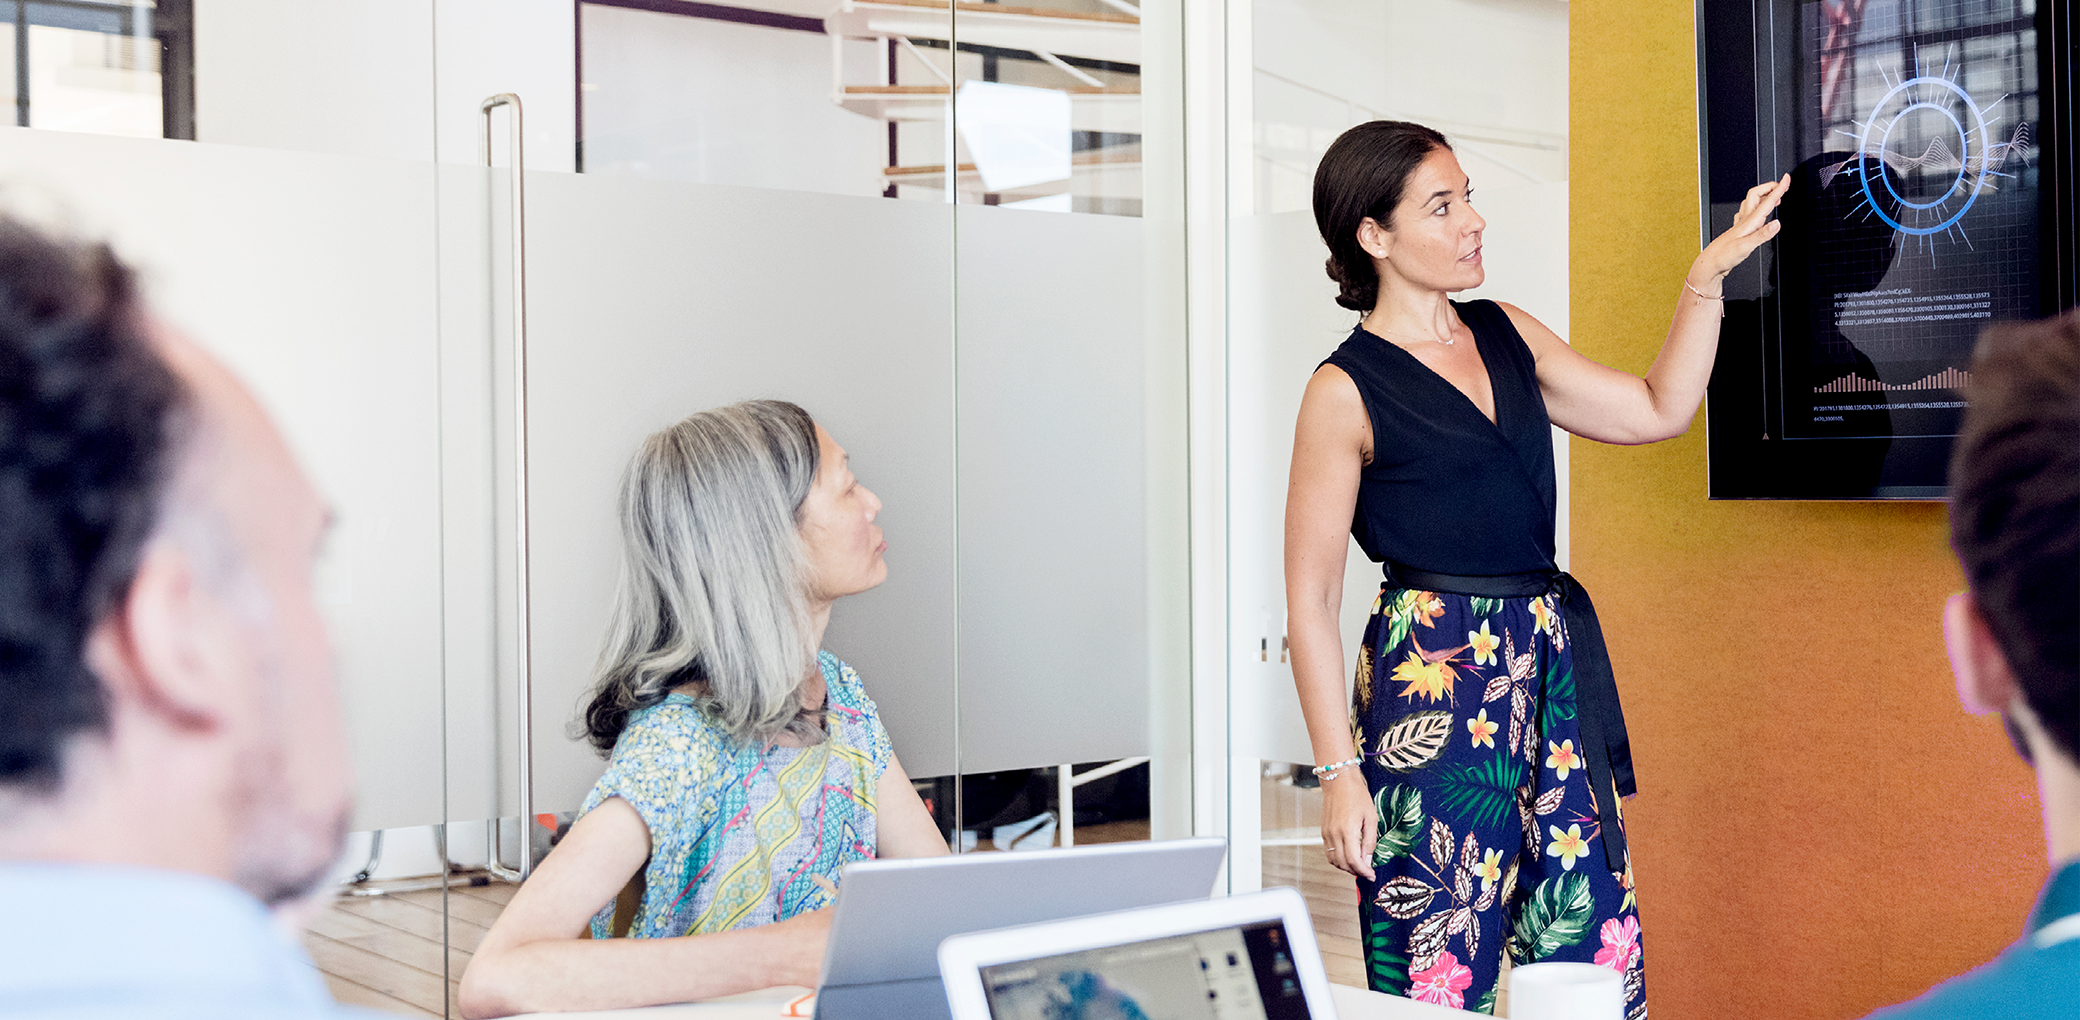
[1506,962,1624,1020]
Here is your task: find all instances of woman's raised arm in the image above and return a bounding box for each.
[1519,175,1790,445]
[457,797,831,1018]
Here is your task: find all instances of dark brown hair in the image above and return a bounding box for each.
[0,217,186,791]
[1312,120,1451,312]
[1948,313,2080,762]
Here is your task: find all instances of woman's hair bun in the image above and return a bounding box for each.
[1324,252,1376,312]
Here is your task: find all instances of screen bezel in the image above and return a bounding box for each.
[1696,0,2078,500]
[936,888,1338,1020]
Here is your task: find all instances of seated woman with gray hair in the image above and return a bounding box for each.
[459,399,948,1017]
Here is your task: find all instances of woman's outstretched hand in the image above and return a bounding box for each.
[1694,174,1790,286]
[1319,768,1378,881]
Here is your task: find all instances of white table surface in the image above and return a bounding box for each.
[512,982,1484,1019]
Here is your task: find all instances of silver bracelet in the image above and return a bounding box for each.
[1311,757,1361,778]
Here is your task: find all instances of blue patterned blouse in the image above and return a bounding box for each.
[580,651,894,938]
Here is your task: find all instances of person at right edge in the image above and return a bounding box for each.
[1862,317,2080,1015]
[1283,120,1786,1017]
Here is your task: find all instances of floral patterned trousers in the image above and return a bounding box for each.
[1352,585,1645,1018]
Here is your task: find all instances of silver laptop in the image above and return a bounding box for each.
[937,887,1338,1020]
[814,837,1228,1020]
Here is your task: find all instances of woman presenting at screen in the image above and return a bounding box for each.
[1285,121,1784,1015]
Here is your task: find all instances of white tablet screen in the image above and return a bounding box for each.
[975,920,1312,1020]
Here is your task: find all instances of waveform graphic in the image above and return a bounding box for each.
[1819,122,2034,195]
[1813,366,1971,394]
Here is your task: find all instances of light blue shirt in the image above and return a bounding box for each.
[0,862,389,1019]
[1869,860,2080,1018]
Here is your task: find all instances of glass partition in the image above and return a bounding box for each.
[950,204,1185,848]
[945,0,1188,856]
[479,171,964,812]
[435,0,1194,992]
[570,0,1191,857]
[0,126,449,835]
[0,2,1201,1013]
[577,0,903,194]
[0,119,465,1012]
[937,0,1144,214]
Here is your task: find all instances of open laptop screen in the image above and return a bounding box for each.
[975,920,1311,1020]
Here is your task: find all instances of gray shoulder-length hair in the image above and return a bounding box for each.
[577,399,824,753]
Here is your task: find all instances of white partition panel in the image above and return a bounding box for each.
[1226,209,1371,768]
[952,206,1157,774]
[1130,0,1195,846]
[440,170,959,820]
[436,159,502,835]
[0,127,448,832]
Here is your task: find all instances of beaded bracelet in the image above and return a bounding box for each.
[1311,757,1362,778]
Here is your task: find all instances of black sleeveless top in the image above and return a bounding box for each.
[1321,299,1558,576]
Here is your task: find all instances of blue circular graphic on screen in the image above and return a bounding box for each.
[1856,75,1988,236]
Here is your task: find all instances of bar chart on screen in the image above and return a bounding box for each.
[1814,366,1972,395]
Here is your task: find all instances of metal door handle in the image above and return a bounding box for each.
[482,92,533,882]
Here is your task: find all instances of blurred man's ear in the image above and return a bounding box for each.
[84,538,230,733]
[1945,591,2037,764]
[1945,591,2021,715]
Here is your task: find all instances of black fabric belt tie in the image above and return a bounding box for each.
[1382,562,1635,871]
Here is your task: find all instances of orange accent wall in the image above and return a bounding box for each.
[1569,4,2047,1018]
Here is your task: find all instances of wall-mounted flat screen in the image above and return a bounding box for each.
[1700,0,2076,499]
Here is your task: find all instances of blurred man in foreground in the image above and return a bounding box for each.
[0,217,374,1017]
[1872,312,2080,1017]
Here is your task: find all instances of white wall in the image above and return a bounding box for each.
[1246,0,1568,212]
[194,0,435,161]
[434,0,577,171]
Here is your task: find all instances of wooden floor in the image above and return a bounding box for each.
[1257,771,1368,988]
[1264,841,1366,988]
[303,879,512,1018]
[301,813,1386,1018]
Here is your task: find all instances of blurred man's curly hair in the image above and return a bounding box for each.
[0,218,188,791]
[1949,312,2080,763]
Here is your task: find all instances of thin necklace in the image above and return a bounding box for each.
[1370,322,1455,347]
